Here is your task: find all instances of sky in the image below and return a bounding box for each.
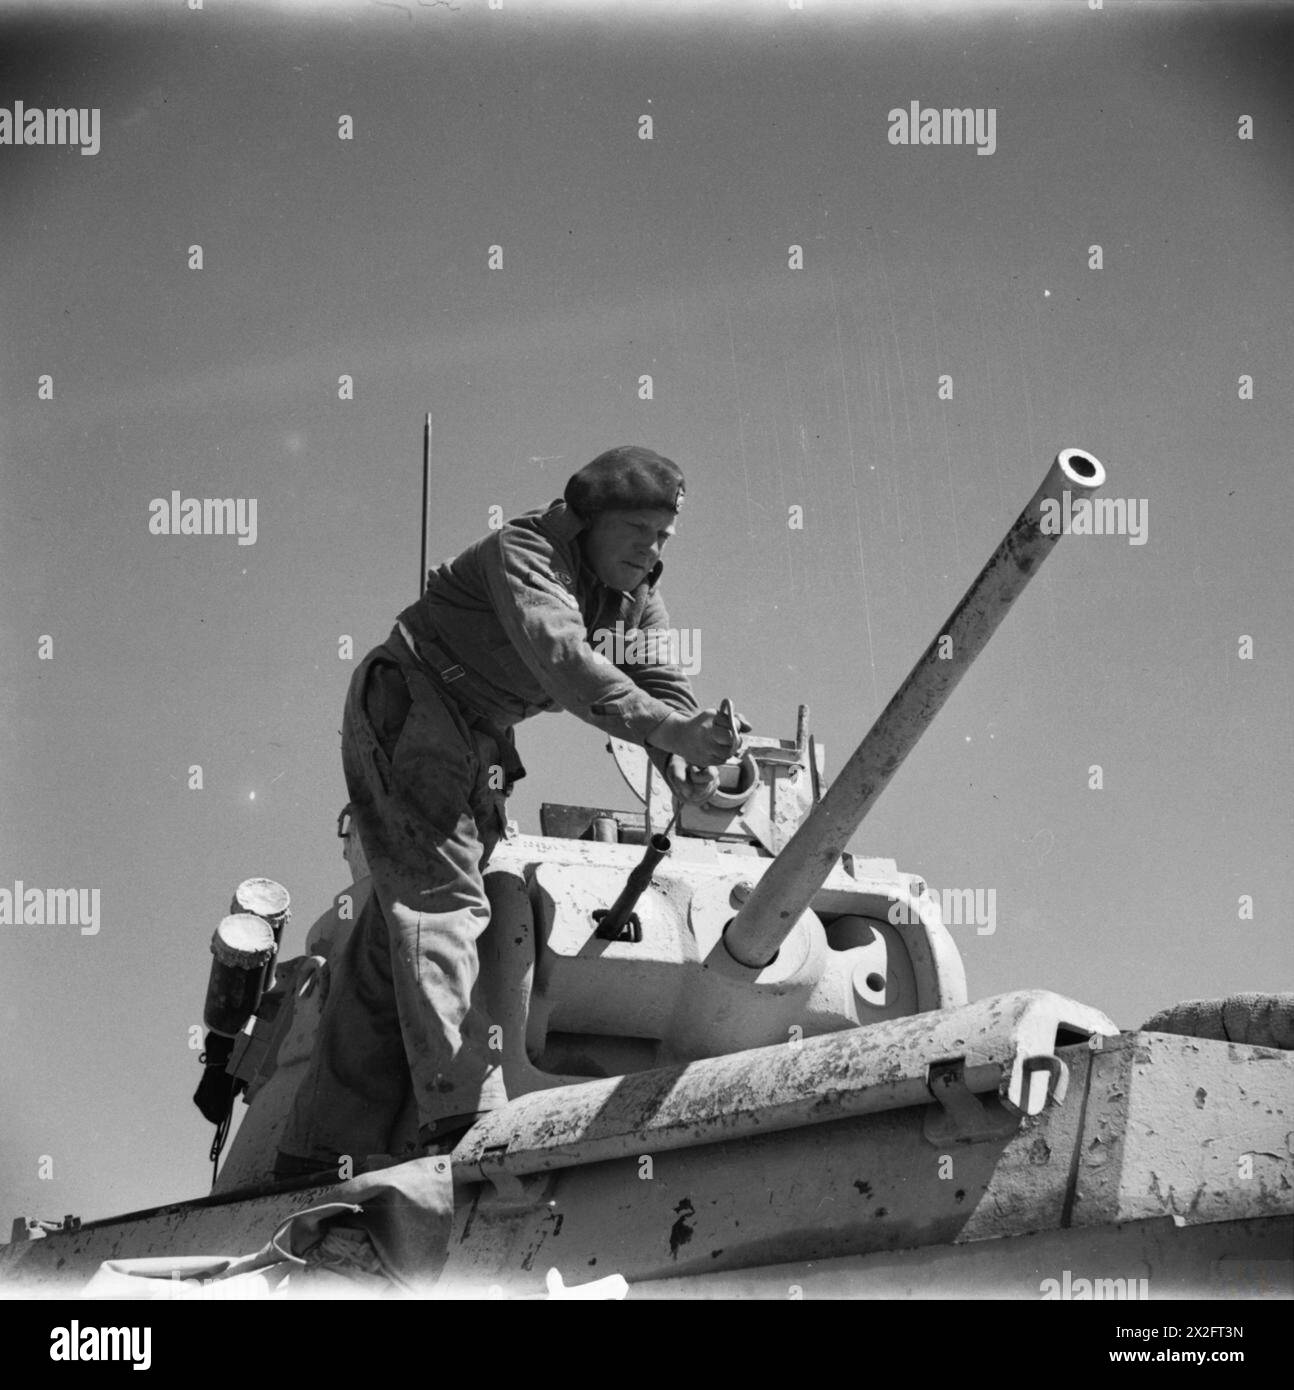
[0,0,1291,1230]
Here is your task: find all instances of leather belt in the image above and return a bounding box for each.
[393,621,526,788]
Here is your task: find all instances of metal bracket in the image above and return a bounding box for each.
[1013,1053,1069,1114]
[592,908,642,944]
[922,1059,1021,1146]
[749,746,802,767]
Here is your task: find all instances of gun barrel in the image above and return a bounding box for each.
[725,448,1106,969]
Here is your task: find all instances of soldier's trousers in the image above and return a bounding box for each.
[279,631,518,1165]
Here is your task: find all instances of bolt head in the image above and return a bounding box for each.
[729,880,755,907]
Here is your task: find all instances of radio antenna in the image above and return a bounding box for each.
[419,412,432,598]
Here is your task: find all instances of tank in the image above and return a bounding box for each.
[3,448,1290,1301]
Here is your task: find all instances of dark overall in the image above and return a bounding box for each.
[279,626,525,1165]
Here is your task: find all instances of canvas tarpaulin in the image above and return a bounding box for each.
[82,1159,454,1299]
[1142,992,1294,1051]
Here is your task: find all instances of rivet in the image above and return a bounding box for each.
[729,880,756,907]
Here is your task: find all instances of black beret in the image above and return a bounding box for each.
[564,446,685,518]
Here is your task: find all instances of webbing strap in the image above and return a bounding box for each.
[397,619,464,682]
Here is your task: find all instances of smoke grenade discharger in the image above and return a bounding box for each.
[202,879,291,1037]
[593,834,672,942]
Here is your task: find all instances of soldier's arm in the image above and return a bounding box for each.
[618,585,702,775]
[481,522,692,747]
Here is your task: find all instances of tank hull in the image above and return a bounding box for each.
[4,1027,1289,1300]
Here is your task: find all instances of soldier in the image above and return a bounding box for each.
[276,445,741,1176]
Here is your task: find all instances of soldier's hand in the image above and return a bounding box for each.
[669,709,745,766]
[664,755,720,805]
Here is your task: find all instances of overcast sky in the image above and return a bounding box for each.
[1,0,1290,1228]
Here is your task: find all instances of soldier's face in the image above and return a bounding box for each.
[584,508,677,589]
